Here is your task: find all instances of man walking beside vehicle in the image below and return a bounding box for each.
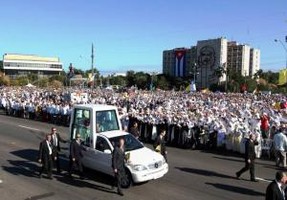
[112,137,126,196]
[38,134,55,179]
[51,127,67,173]
[69,133,84,179]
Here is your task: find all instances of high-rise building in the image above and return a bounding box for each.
[196,37,228,89]
[249,48,260,77]
[162,37,260,89]
[227,42,250,76]
[3,53,63,78]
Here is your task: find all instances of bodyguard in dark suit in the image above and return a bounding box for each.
[69,133,84,179]
[112,137,126,196]
[153,130,168,162]
[236,133,258,182]
[266,171,286,200]
[38,134,55,179]
[50,127,67,173]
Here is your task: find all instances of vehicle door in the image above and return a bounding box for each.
[70,108,95,168]
[94,136,113,175]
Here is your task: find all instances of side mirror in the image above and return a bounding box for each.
[104,149,112,154]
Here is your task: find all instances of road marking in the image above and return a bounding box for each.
[18,125,40,132]
[24,192,55,200]
[256,177,272,183]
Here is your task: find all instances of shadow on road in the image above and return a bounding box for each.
[11,149,39,162]
[205,182,265,196]
[2,149,40,178]
[2,160,39,178]
[55,175,117,195]
[175,167,235,179]
[212,156,244,163]
[4,149,120,195]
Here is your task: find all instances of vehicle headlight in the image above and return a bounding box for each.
[132,164,148,171]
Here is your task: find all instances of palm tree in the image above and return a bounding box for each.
[214,64,227,85]
[254,69,263,79]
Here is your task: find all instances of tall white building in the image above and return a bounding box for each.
[249,48,260,77]
[227,42,251,76]
[162,37,261,89]
[196,37,228,89]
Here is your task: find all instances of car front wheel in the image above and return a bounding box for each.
[120,169,133,188]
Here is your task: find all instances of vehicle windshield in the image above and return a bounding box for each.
[96,110,120,133]
[110,134,144,151]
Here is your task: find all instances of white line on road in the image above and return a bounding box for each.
[18,125,40,132]
[256,177,272,183]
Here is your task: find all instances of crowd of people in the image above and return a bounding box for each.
[1,86,287,157]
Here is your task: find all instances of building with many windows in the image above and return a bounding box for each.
[196,38,228,89]
[162,37,260,89]
[249,48,260,77]
[227,42,251,77]
[3,53,63,78]
[162,47,197,77]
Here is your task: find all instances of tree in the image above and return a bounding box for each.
[38,77,49,87]
[73,68,85,76]
[155,75,169,90]
[49,74,66,83]
[254,69,263,79]
[214,65,226,85]
[109,75,126,86]
[49,80,63,89]
[134,72,149,89]
[126,70,135,87]
[0,72,10,86]
[0,61,3,72]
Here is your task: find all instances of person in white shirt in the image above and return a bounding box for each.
[273,128,287,168]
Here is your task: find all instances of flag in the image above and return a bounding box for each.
[88,73,94,82]
[278,69,287,85]
[174,50,186,77]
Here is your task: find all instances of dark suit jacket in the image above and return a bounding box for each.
[130,126,140,138]
[112,146,125,172]
[51,133,66,152]
[244,139,258,162]
[153,135,166,155]
[265,181,284,200]
[70,139,83,161]
[38,140,53,166]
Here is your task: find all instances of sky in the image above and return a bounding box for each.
[0,0,286,74]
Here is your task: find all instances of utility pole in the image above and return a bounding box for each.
[91,43,94,89]
[275,38,287,90]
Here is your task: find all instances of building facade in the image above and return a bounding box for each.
[3,53,63,78]
[249,48,260,77]
[196,38,228,89]
[162,37,260,89]
[162,47,197,77]
[227,42,251,76]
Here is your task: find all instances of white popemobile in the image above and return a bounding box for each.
[69,104,168,187]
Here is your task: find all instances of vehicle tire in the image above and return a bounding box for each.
[120,168,133,188]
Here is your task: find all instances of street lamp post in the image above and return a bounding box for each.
[274,39,287,69]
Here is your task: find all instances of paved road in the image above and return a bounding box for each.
[0,114,279,200]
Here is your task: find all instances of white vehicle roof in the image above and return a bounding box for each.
[74,104,118,111]
[99,130,129,139]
